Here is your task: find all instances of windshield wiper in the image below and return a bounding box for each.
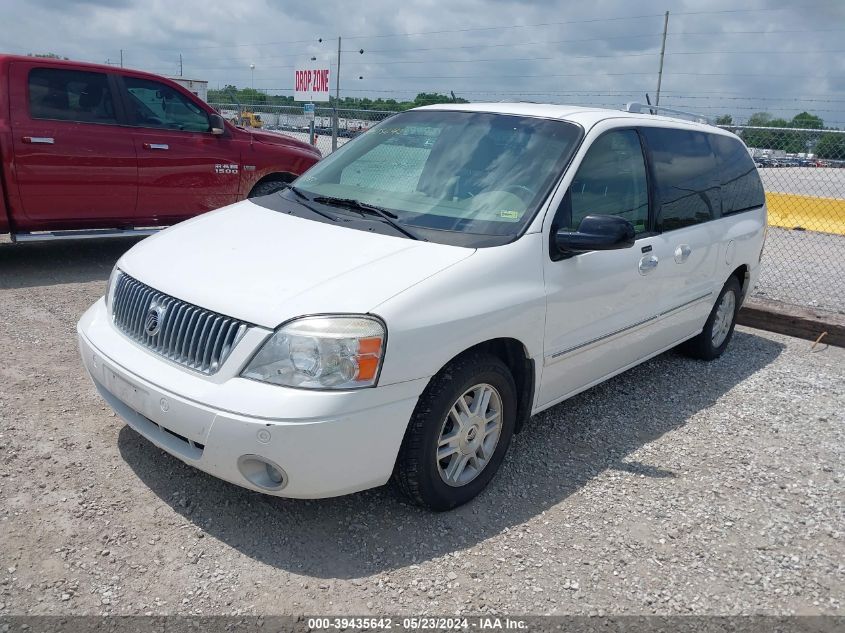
[278,182,311,202]
[276,184,339,222]
[312,196,426,241]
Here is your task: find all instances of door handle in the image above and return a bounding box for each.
[22,136,54,144]
[674,244,692,263]
[143,143,169,150]
[638,254,659,275]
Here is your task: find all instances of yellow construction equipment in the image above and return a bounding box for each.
[228,110,263,129]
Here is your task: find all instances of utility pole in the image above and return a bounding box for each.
[333,36,341,151]
[655,10,669,109]
[119,49,123,68]
[179,53,183,77]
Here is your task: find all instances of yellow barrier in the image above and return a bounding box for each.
[765,192,845,236]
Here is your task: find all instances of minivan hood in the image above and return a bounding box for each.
[117,200,474,329]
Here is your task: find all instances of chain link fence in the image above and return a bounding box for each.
[209,102,396,156]
[723,125,845,314]
[209,104,845,315]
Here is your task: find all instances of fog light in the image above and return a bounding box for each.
[237,455,288,491]
[265,462,284,485]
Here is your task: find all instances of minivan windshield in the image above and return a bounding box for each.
[292,110,582,246]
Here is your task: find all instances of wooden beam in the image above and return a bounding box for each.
[738,297,845,348]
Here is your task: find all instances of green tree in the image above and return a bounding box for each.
[791,111,824,129]
[741,112,820,153]
[747,112,772,126]
[715,114,733,125]
[814,132,845,160]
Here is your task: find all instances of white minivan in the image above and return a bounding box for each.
[78,103,766,510]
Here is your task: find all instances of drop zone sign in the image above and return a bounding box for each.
[294,67,331,102]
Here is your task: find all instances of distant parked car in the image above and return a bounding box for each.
[0,54,321,242]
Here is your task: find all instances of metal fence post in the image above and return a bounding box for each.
[332,36,341,152]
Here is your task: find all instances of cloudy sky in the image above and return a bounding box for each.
[6,0,845,125]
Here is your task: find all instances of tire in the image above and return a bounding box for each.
[680,276,742,361]
[394,353,517,511]
[248,179,289,198]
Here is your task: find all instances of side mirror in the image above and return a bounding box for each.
[555,214,636,254]
[209,113,226,135]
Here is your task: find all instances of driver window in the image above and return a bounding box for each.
[124,76,210,132]
[568,129,649,233]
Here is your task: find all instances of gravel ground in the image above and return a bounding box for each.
[0,236,843,617]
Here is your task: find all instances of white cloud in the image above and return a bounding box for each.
[7,0,845,125]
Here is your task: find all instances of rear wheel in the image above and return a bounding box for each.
[680,276,742,360]
[394,353,517,511]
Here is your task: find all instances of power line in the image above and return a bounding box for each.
[670,28,845,36]
[354,33,662,54]
[122,22,845,65]
[351,28,845,55]
[143,3,837,51]
[333,72,840,80]
[661,49,845,55]
[660,102,845,114]
[122,38,319,53]
[247,87,845,99]
[340,14,666,40]
[180,46,845,73]
[341,5,823,40]
[672,3,838,16]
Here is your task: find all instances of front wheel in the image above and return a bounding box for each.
[394,353,517,511]
[248,179,290,198]
[680,276,742,360]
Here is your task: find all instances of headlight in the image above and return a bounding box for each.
[105,265,121,309]
[241,315,386,389]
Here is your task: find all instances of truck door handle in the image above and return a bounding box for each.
[638,254,659,275]
[22,136,54,144]
[674,244,692,263]
[143,143,169,150]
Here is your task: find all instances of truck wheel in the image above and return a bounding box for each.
[394,353,517,511]
[680,276,741,361]
[248,180,289,198]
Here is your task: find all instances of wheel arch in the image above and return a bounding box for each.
[426,337,536,434]
[247,172,297,197]
[729,264,749,302]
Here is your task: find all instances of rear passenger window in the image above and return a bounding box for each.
[642,128,720,232]
[711,134,765,214]
[568,129,649,234]
[28,68,117,124]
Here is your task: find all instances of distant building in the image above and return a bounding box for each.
[167,77,208,102]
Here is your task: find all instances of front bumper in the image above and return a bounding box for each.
[77,299,425,498]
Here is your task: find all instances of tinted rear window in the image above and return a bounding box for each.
[642,127,721,232]
[711,134,765,214]
[28,68,117,124]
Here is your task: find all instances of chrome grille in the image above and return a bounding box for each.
[111,272,248,375]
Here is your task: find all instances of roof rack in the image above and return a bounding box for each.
[624,102,711,125]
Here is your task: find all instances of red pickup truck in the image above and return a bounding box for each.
[0,55,321,241]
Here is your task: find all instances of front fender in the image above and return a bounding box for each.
[373,233,546,389]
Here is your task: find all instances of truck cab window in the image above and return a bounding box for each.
[28,68,117,124]
[124,76,210,133]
